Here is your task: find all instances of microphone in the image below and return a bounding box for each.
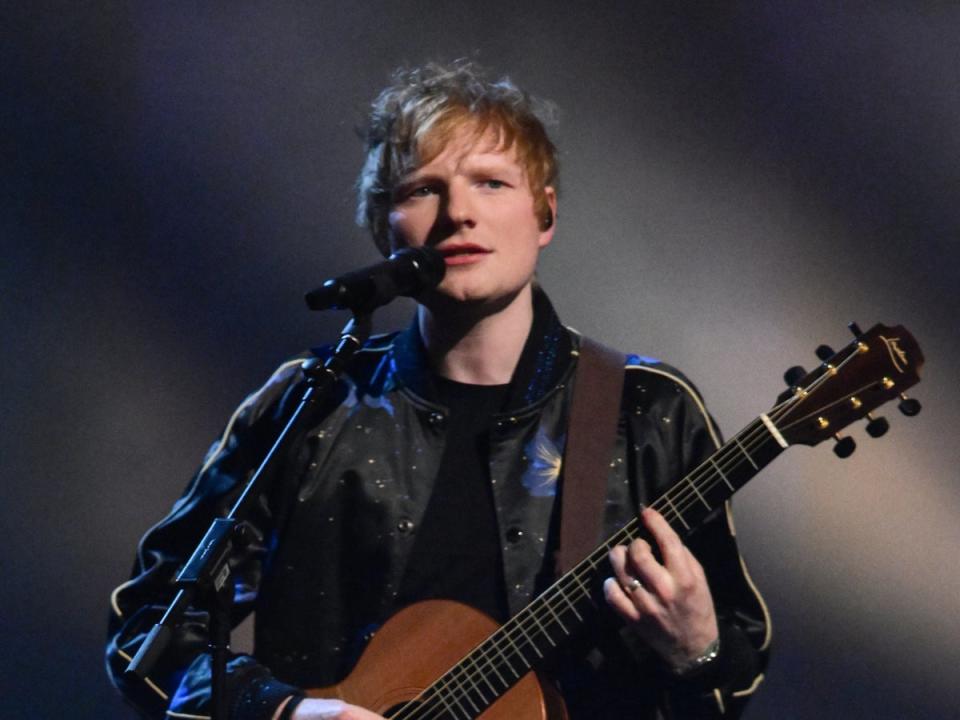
[304,246,446,313]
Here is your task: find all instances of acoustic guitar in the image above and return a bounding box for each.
[308,323,924,719]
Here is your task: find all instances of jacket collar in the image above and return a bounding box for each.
[391,287,574,412]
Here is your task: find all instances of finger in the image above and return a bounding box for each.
[640,509,699,591]
[609,544,648,592]
[624,537,675,600]
[609,545,662,612]
[676,549,709,596]
[604,573,662,623]
[291,698,345,719]
[641,507,688,570]
[603,576,643,623]
[346,704,389,720]
[608,543,628,581]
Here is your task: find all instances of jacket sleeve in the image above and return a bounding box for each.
[106,358,310,720]
[634,365,771,718]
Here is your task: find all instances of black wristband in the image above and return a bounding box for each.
[277,695,305,720]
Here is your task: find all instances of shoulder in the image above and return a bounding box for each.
[624,354,706,406]
[621,353,721,447]
[567,331,699,397]
[227,354,310,426]
[570,330,705,405]
[209,331,400,444]
[569,330,713,420]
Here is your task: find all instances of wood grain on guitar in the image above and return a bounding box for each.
[308,323,924,720]
[308,600,567,719]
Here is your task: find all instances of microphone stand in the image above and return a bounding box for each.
[125,312,373,720]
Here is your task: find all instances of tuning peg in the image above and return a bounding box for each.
[815,345,835,361]
[784,366,807,387]
[848,321,863,338]
[833,434,856,459]
[865,414,889,438]
[898,394,922,417]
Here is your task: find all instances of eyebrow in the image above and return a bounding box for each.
[397,152,525,189]
[464,161,523,179]
[415,159,523,181]
[461,151,523,171]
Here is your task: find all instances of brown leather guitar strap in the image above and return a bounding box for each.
[556,337,626,575]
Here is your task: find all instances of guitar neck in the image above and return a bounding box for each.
[393,415,788,720]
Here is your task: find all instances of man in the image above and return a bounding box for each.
[107,62,769,720]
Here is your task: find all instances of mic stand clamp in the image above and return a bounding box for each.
[125,313,373,720]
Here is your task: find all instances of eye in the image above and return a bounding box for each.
[396,183,437,202]
[481,179,506,189]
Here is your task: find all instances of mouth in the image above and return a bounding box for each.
[437,243,492,266]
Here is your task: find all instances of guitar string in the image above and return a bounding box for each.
[395,424,787,720]
[395,400,803,720]
[772,381,882,433]
[395,351,868,719]
[391,415,789,720]
[392,399,800,720]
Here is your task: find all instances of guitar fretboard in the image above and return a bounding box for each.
[392,416,788,720]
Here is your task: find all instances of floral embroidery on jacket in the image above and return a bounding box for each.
[521,428,565,497]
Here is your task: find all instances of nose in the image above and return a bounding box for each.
[444,183,476,229]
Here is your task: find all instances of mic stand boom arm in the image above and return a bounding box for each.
[124,313,373,720]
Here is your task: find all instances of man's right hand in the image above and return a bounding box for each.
[275,697,387,720]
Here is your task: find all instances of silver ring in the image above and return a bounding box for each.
[627,577,643,592]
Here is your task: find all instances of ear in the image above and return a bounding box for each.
[537,186,558,248]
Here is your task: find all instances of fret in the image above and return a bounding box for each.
[618,521,640,545]
[514,619,544,659]
[710,457,735,492]
[734,436,759,470]
[492,625,521,680]
[440,665,483,719]
[662,493,690,531]
[460,687,481,716]
[568,569,595,606]
[475,676,496,703]
[554,583,584,622]
[528,608,558,647]
[580,553,600,571]
[541,597,570,636]
[500,629,528,671]
[686,476,712,509]
[433,690,470,720]
[438,684,470,720]
[464,655,496,701]
[478,643,510,687]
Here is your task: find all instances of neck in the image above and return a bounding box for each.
[418,284,535,385]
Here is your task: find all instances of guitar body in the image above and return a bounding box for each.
[308,599,568,720]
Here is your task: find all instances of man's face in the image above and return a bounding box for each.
[387,125,556,309]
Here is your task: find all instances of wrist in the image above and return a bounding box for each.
[670,635,720,677]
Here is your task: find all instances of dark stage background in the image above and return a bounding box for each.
[4,3,959,718]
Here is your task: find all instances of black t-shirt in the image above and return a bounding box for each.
[395,376,510,622]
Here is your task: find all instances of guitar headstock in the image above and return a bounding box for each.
[772,324,924,451]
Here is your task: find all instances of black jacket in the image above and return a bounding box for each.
[107,291,769,719]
